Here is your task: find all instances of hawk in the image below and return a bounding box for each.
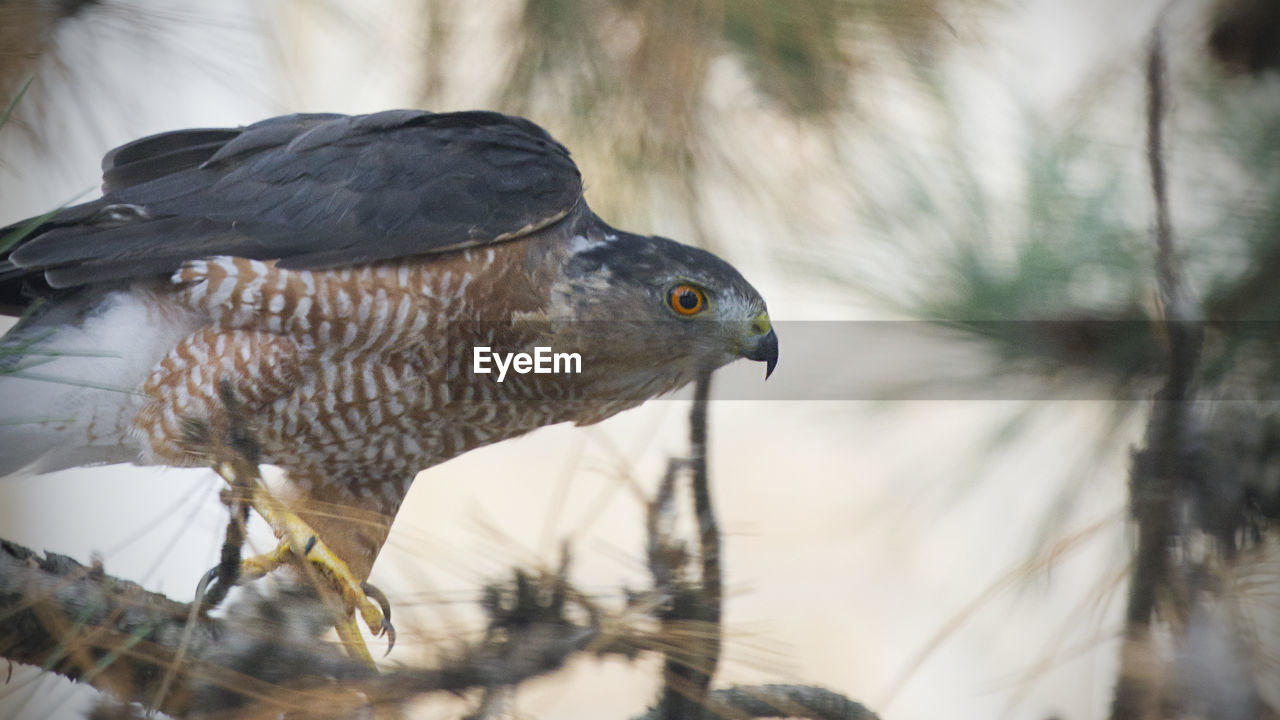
[0,109,778,656]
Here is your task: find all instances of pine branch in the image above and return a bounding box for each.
[0,538,603,718]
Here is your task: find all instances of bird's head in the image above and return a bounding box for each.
[545,231,778,399]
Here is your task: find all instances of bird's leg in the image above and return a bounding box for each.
[188,381,259,612]
[246,482,394,652]
[202,459,395,663]
[194,483,252,611]
[187,382,395,663]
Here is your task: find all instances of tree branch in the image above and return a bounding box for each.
[1109,19,1208,720]
[0,538,605,718]
[648,371,723,719]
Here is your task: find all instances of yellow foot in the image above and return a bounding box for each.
[206,459,395,664]
[241,515,396,662]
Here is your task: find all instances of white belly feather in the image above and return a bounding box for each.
[0,288,201,474]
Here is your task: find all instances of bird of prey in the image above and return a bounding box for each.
[0,109,778,657]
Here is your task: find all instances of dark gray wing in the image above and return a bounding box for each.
[3,109,583,291]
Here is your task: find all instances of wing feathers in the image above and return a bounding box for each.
[3,110,583,303]
[204,113,343,166]
[103,128,239,171]
[101,128,243,194]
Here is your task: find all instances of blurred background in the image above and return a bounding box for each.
[2,0,1278,718]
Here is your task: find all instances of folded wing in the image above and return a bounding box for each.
[2,109,583,297]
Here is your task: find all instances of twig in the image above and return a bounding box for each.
[1109,19,1205,720]
[650,370,723,719]
[689,370,721,628]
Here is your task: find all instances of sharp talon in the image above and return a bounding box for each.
[382,619,397,656]
[194,565,221,603]
[360,581,392,625]
[304,535,317,555]
[360,580,397,655]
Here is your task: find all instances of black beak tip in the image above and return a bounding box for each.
[744,328,779,380]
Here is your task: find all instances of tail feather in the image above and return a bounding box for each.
[0,288,196,475]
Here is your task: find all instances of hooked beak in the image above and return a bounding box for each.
[740,312,779,379]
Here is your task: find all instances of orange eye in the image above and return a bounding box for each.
[667,284,706,316]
